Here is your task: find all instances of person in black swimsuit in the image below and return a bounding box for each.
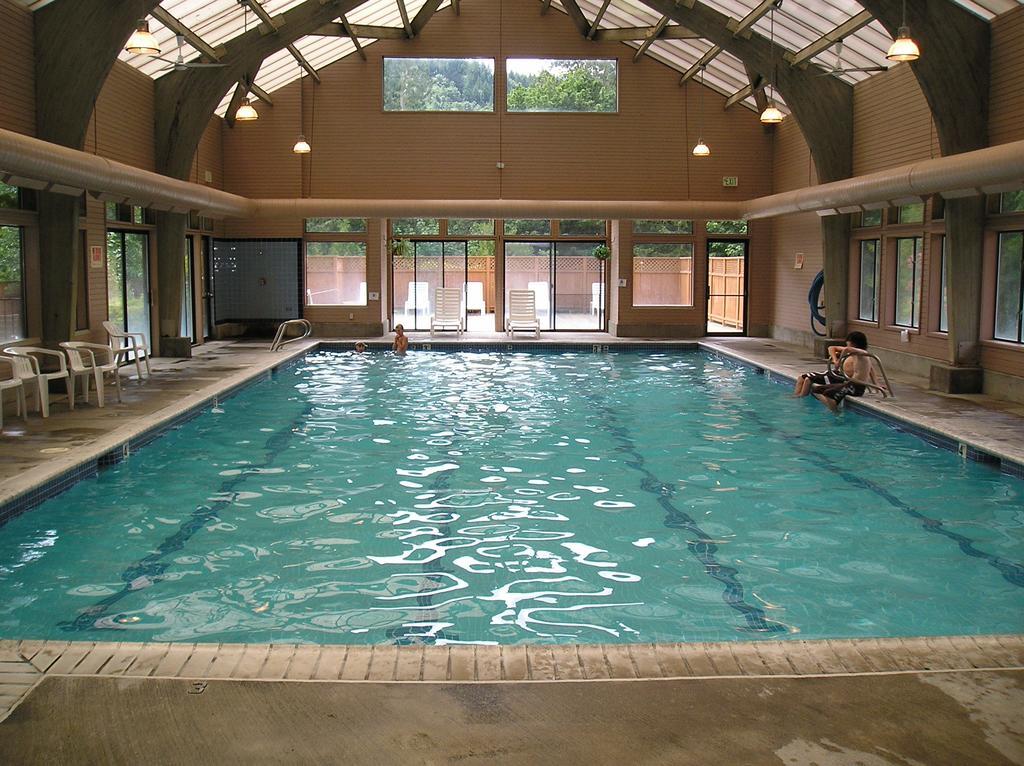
[793,331,888,411]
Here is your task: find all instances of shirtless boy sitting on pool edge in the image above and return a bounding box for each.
[793,331,889,412]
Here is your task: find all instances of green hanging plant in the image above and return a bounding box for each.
[592,244,611,261]
[390,239,411,258]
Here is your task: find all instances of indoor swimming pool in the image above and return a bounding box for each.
[0,349,1021,646]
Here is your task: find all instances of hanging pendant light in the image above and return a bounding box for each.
[125,19,160,55]
[886,0,920,62]
[234,4,258,122]
[760,2,785,125]
[692,65,710,157]
[293,67,311,153]
[235,97,259,121]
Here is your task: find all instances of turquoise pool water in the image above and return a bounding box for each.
[0,349,1021,646]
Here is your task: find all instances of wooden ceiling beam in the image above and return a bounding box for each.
[314,22,407,39]
[587,0,612,39]
[338,14,366,60]
[632,16,670,62]
[786,10,874,67]
[396,0,412,37]
[224,80,249,128]
[151,6,222,61]
[411,0,444,36]
[725,0,776,39]
[594,25,698,41]
[680,45,721,83]
[286,43,320,83]
[559,0,592,37]
[250,83,274,105]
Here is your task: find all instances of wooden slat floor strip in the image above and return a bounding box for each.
[2,634,1020,700]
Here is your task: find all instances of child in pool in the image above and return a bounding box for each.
[354,341,367,353]
[393,324,408,354]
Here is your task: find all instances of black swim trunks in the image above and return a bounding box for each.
[803,369,865,404]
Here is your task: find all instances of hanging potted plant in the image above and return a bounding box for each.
[390,239,411,259]
[592,244,611,261]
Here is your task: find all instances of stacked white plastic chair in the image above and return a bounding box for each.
[60,342,123,408]
[102,320,151,382]
[3,347,72,417]
[505,290,541,338]
[0,357,26,430]
[431,287,464,336]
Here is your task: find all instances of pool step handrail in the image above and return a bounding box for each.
[835,350,895,398]
[271,319,312,351]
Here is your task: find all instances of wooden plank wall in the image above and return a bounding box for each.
[221,0,772,213]
[0,0,34,136]
[768,119,821,341]
[989,5,1024,146]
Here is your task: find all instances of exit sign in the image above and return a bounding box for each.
[722,176,739,187]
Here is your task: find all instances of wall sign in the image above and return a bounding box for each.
[793,252,805,269]
[89,245,103,269]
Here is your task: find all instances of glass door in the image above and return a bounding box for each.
[554,242,604,331]
[202,236,214,340]
[180,237,197,343]
[106,230,151,345]
[504,242,553,330]
[392,240,470,331]
[705,239,747,335]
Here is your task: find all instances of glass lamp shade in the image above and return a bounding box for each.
[292,136,312,154]
[692,140,711,157]
[235,99,259,122]
[886,28,920,62]
[759,104,785,124]
[125,21,160,55]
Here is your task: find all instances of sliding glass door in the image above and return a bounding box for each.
[106,230,150,342]
[392,240,468,331]
[180,237,197,343]
[504,241,605,331]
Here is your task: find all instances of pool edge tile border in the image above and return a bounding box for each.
[2,635,1019,705]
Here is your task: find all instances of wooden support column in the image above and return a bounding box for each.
[931,196,986,391]
[154,211,189,354]
[32,0,160,343]
[36,194,80,344]
[821,214,851,340]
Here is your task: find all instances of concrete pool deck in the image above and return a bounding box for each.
[0,333,1022,762]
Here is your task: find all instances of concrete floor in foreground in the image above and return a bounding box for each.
[2,671,1022,765]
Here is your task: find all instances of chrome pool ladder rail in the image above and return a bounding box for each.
[835,350,895,398]
[271,319,312,351]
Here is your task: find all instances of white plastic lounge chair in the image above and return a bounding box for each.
[527,281,550,316]
[102,320,152,382]
[591,282,604,315]
[3,347,72,417]
[506,290,540,338]
[404,282,431,317]
[431,287,464,337]
[61,342,122,409]
[0,358,26,431]
[466,282,486,315]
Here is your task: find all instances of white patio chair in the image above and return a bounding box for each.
[404,282,431,317]
[60,342,122,409]
[591,282,605,315]
[506,289,540,338]
[431,287,464,337]
[0,357,26,431]
[102,320,152,382]
[3,346,73,417]
[527,281,550,317]
[466,282,486,315]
